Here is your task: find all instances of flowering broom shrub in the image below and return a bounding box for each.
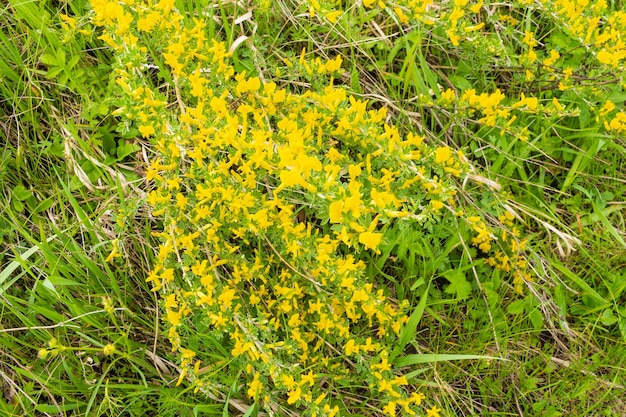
[86,1,545,416]
[272,0,625,198]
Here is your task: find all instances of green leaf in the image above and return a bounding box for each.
[35,402,82,413]
[47,66,64,79]
[507,298,526,315]
[449,75,472,91]
[40,53,58,66]
[33,197,54,213]
[619,318,626,342]
[600,308,618,326]
[117,142,140,160]
[522,376,540,392]
[11,199,24,212]
[55,49,66,66]
[12,185,32,201]
[394,283,429,359]
[29,303,67,323]
[394,353,504,367]
[606,91,626,104]
[442,269,472,299]
[241,403,257,417]
[0,245,41,293]
[591,201,626,249]
[46,275,86,287]
[551,262,608,306]
[528,308,544,330]
[68,54,81,70]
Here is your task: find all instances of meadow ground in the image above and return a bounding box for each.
[1,1,625,416]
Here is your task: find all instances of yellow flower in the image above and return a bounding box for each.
[138,124,155,137]
[232,339,253,356]
[137,11,161,32]
[279,168,307,189]
[287,386,301,404]
[300,371,315,387]
[60,13,77,29]
[247,373,263,398]
[562,67,573,81]
[210,312,227,328]
[176,368,187,387]
[155,0,175,14]
[93,1,124,26]
[543,49,560,67]
[164,293,178,309]
[599,100,616,117]
[383,401,397,417]
[464,22,485,32]
[426,405,441,417]
[218,287,237,310]
[323,404,339,417]
[469,2,483,13]
[345,339,358,355]
[392,375,408,385]
[410,392,425,405]
[343,194,362,218]
[359,231,382,251]
[512,93,538,112]
[105,239,122,262]
[180,348,196,361]
[597,50,618,67]
[435,146,451,164]
[446,29,460,46]
[161,268,175,283]
[522,31,537,47]
[449,7,464,27]
[325,11,342,24]
[439,88,456,103]
[329,199,344,223]
[430,200,444,211]
[166,309,183,326]
[103,344,116,356]
[394,7,409,24]
[288,313,301,327]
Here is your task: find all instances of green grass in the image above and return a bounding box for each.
[1,0,625,416]
[0,2,210,415]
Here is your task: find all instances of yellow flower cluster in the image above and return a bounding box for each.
[282,48,344,78]
[433,87,581,144]
[541,0,626,69]
[289,0,625,181]
[485,211,531,295]
[305,0,483,45]
[90,0,535,415]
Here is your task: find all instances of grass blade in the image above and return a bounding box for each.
[394,353,505,367]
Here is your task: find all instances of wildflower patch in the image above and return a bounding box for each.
[90,0,533,415]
